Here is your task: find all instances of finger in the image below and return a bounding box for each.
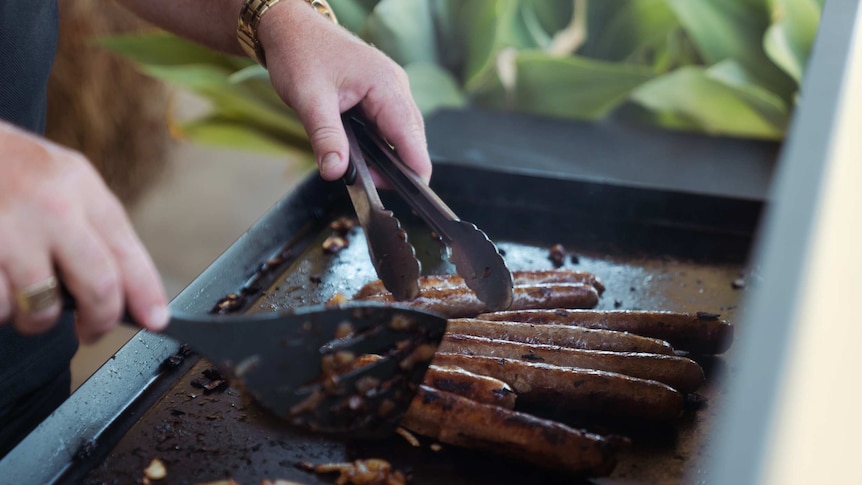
[87,194,168,332]
[51,222,123,344]
[0,272,11,324]
[292,91,350,181]
[361,79,432,184]
[3,244,61,335]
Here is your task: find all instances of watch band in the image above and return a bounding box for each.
[237,0,338,67]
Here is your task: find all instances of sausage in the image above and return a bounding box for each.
[401,385,616,477]
[357,284,599,318]
[423,365,517,409]
[354,269,605,299]
[475,309,733,354]
[447,318,674,355]
[439,334,705,393]
[432,353,684,420]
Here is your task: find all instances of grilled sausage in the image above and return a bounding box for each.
[424,365,517,409]
[447,318,674,355]
[354,269,605,299]
[358,284,599,318]
[439,334,704,392]
[432,353,684,420]
[402,385,616,477]
[475,309,733,354]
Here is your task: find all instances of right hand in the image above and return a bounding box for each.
[0,121,169,343]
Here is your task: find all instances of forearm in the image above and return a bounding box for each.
[116,0,246,56]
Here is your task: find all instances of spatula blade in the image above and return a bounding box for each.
[164,302,447,436]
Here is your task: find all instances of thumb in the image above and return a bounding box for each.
[295,95,349,181]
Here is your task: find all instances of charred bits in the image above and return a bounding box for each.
[548,244,567,268]
[191,367,229,394]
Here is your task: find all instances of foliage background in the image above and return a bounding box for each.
[102,0,823,161]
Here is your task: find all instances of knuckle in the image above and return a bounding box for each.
[14,306,61,335]
[307,124,344,148]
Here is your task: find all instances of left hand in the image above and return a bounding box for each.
[257,1,432,185]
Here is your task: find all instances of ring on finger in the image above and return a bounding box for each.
[15,276,59,315]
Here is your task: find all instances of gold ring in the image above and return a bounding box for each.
[15,276,59,315]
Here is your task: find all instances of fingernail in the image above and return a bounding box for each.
[149,305,170,330]
[321,152,341,177]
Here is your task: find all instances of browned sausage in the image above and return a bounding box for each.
[402,385,616,477]
[432,353,683,420]
[475,309,733,354]
[354,269,605,299]
[358,284,599,318]
[423,365,516,409]
[447,318,674,355]
[439,334,704,392]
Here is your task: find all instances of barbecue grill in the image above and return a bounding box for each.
[3,0,860,482]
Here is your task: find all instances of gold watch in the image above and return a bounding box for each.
[237,0,338,67]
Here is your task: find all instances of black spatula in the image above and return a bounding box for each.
[63,294,447,437]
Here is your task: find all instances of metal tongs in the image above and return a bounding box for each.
[342,109,514,311]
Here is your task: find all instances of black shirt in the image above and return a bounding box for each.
[0,0,59,132]
[0,0,80,455]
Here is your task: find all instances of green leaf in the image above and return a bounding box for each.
[665,0,796,100]
[630,65,786,139]
[526,0,574,36]
[404,62,467,114]
[764,0,821,83]
[178,116,313,158]
[227,64,270,84]
[364,0,438,65]
[474,50,655,119]
[590,0,681,64]
[99,31,240,69]
[142,64,306,139]
[706,60,789,130]
[456,0,546,90]
[329,0,380,33]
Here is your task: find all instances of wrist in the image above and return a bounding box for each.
[238,0,338,67]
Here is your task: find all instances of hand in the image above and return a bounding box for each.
[257,1,432,184]
[0,122,169,343]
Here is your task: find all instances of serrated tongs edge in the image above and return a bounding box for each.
[342,114,421,301]
[344,110,514,311]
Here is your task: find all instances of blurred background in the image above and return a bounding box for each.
[52,0,819,388]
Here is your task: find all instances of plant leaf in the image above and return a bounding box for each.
[404,62,467,114]
[142,64,306,139]
[99,31,242,69]
[364,0,438,65]
[329,0,380,33]
[590,0,681,64]
[177,116,313,158]
[630,65,786,139]
[457,0,546,90]
[665,0,797,99]
[227,64,270,84]
[474,50,655,119]
[763,0,821,83]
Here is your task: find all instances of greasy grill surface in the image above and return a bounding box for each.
[83,165,755,484]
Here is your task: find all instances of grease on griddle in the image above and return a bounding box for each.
[191,367,229,394]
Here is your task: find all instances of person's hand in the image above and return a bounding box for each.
[257,1,432,184]
[0,122,169,343]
